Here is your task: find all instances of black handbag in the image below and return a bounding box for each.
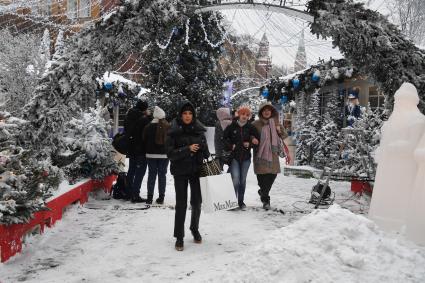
[112,132,129,155]
[200,157,222,177]
[220,150,233,165]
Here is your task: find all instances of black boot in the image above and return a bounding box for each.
[156,195,164,204]
[190,206,202,243]
[131,196,147,203]
[146,194,153,205]
[238,202,247,210]
[190,207,201,231]
[191,230,202,243]
[175,238,184,251]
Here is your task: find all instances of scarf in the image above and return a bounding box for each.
[237,119,247,127]
[257,118,279,166]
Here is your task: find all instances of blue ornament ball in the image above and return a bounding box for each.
[172,27,179,36]
[262,88,269,98]
[280,95,288,105]
[292,79,300,89]
[312,73,320,82]
[104,82,113,90]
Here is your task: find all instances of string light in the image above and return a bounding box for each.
[0,0,341,80]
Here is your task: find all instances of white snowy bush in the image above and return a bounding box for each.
[60,106,118,182]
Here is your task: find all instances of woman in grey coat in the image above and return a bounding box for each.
[214,107,233,168]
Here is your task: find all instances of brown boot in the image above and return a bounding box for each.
[175,238,184,251]
[191,230,202,244]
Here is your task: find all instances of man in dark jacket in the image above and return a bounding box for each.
[124,99,151,203]
[166,101,210,251]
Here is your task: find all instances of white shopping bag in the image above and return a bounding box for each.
[200,173,238,213]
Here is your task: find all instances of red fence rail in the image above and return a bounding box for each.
[0,175,116,263]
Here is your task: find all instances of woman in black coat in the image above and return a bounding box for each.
[224,106,259,209]
[166,101,210,251]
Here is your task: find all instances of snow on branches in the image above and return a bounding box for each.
[0,30,48,116]
[60,106,118,182]
[261,59,356,105]
[307,0,425,112]
[0,112,61,224]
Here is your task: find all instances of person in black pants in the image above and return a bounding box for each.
[252,102,288,210]
[166,101,210,251]
[143,106,170,205]
[124,100,152,203]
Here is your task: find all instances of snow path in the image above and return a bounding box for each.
[1,166,371,282]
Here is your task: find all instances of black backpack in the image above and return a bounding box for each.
[111,172,131,200]
[112,132,129,155]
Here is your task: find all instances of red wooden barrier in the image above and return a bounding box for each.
[351,180,373,196]
[0,175,117,263]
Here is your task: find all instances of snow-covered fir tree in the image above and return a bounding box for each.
[296,91,322,165]
[0,112,61,224]
[307,0,425,112]
[52,29,65,62]
[312,100,341,168]
[20,1,177,175]
[60,105,118,183]
[294,91,307,164]
[142,1,225,125]
[23,0,226,147]
[38,28,51,74]
[338,104,383,178]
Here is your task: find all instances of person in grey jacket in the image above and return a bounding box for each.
[214,107,232,168]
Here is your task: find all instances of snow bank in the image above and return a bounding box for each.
[215,205,425,283]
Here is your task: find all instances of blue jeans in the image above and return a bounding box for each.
[147,158,169,197]
[127,155,147,199]
[230,159,251,205]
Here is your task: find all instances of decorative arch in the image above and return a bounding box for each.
[194,1,314,22]
[22,0,425,163]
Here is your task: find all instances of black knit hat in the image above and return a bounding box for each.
[181,103,194,114]
[136,100,149,111]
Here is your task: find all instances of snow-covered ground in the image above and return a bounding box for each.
[2,161,424,282]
